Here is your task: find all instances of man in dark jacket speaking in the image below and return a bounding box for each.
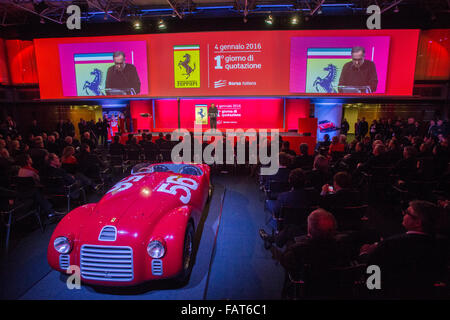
[338,46,378,93]
[105,51,141,95]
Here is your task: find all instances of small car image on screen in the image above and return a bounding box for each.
[318,120,337,133]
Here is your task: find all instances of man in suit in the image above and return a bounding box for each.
[46,135,60,155]
[143,133,160,161]
[271,209,347,298]
[394,146,419,181]
[340,118,350,136]
[264,168,310,218]
[319,171,362,211]
[260,169,311,247]
[44,153,89,199]
[338,46,378,93]
[356,143,391,174]
[155,132,167,149]
[261,152,292,193]
[359,117,369,138]
[105,51,141,95]
[292,143,313,170]
[361,200,447,298]
[208,103,218,130]
[29,136,49,173]
[109,135,125,156]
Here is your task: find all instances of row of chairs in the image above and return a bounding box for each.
[0,187,43,254]
[0,171,106,253]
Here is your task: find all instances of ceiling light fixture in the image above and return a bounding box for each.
[265,15,273,25]
[158,19,167,29]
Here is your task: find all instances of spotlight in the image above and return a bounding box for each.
[317,8,323,14]
[290,15,299,25]
[132,19,142,30]
[393,5,399,13]
[158,19,167,29]
[265,15,273,25]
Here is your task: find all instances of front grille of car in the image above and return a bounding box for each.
[80,245,133,282]
[98,226,117,241]
[59,254,70,270]
[151,259,163,276]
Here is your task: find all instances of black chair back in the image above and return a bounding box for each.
[41,176,66,193]
[333,205,368,231]
[61,163,78,175]
[127,150,141,161]
[280,206,310,228]
[161,149,172,162]
[109,155,124,166]
[11,176,36,194]
[144,150,157,162]
[266,180,290,200]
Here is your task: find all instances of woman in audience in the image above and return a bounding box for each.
[16,153,63,218]
[61,146,78,164]
[328,136,345,155]
[17,153,40,183]
[307,155,331,192]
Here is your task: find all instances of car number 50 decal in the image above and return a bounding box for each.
[156,176,198,204]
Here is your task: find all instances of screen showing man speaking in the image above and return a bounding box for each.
[58,40,148,97]
[290,36,390,94]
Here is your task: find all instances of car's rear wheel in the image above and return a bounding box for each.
[176,222,195,284]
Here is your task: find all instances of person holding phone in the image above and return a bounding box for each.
[319,171,361,210]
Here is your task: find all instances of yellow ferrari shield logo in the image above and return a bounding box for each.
[195,105,208,125]
[174,45,200,88]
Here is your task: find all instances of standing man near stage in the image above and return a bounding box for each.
[208,103,218,130]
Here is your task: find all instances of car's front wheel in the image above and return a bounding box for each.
[176,222,195,284]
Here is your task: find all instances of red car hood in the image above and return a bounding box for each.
[77,172,198,243]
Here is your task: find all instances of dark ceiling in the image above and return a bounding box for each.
[0,0,449,39]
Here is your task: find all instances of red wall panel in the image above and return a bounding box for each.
[0,39,10,84]
[130,100,153,131]
[6,40,38,84]
[415,29,450,81]
[285,99,310,130]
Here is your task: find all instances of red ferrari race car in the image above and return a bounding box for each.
[47,163,211,286]
[318,120,338,133]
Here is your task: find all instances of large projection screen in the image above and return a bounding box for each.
[34,29,419,99]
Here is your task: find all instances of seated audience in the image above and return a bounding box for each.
[77,143,105,180]
[292,143,313,170]
[271,209,347,297]
[281,141,296,157]
[306,155,331,192]
[264,168,310,218]
[16,153,63,218]
[261,152,292,191]
[320,171,362,211]
[360,200,447,298]
[109,135,125,156]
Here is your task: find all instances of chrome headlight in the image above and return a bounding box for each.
[54,236,71,254]
[147,240,165,258]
